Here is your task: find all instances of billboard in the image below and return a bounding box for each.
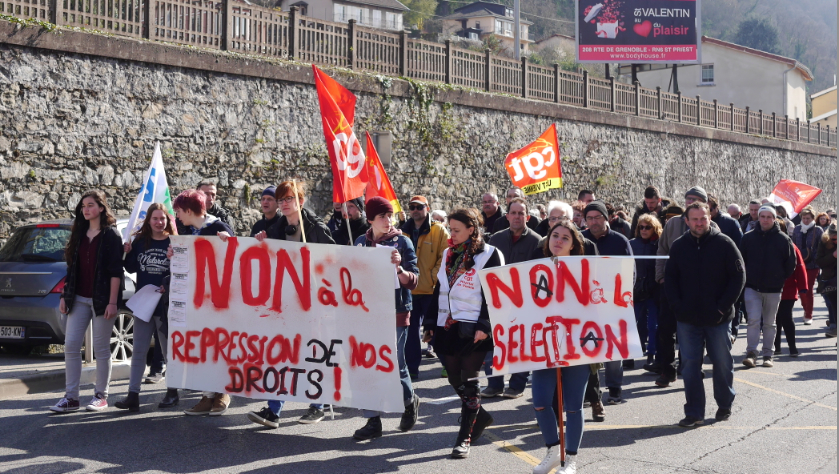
[575,0,701,63]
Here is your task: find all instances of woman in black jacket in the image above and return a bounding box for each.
[422,208,503,459]
[629,214,662,371]
[51,191,124,413]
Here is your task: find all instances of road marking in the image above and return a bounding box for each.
[487,422,836,431]
[734,378,838,411]
[425,396,460,405]
[483,430,541,467]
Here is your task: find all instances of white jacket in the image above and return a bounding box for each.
[436,245,503,326]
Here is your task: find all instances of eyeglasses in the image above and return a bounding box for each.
[279,196,298,204]
[548,216,563,222]
[585,215,605,222]
[408,204,426,210]
[637,225,653,230]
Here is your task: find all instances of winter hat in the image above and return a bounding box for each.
[583,200,609,220]
[347,197,365,212]
[758,205,777,217]
[684,186,708,202]
[262,186,276,197]
[366,196,393,221]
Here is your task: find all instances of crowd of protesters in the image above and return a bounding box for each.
[50,181,837,474]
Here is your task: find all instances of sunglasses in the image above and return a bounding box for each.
[831,215,837,219]
[408,204,426,210]
[637,225,653,230]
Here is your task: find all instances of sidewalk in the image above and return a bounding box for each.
[0,352,130,400]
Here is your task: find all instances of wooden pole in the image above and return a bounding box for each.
[342,202,353,245]
[557,367,566,464]
[292,179,306,243]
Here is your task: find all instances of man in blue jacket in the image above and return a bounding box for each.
[665,202,745,427]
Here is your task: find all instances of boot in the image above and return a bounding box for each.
[398,394,420,432]
[114,391,140,412]
[451,385,479,459]
[353,416,383,440]
[471,407,494,442]
[158,389,179,408]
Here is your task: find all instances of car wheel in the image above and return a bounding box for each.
[110,312,134,362]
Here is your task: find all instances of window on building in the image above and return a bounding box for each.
[475,21,480,29]
[396,13,402,30]
[495,19,502,34]
[504,21,512,36]
[333,4,346,22]
[701,64,714,84]
[505,7,513,17]
[469,32,479,40]
[372,9,382,28]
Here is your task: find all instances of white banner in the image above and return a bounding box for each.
[124,142,175,242]
[166,235,404,413]
[478,256,643,375]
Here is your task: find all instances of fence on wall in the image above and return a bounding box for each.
[1,0,835,147]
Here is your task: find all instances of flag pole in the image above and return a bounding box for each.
[557,367,566,465]
[292,179,307,243]
[342,202,353,245]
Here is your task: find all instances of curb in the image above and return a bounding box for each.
[0,362,131,400]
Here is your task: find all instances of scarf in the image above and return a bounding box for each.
[445,239,471,289]
[364,225,402,246]
[800,221,815,234]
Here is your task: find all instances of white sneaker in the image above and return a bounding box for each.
[557,454,577,474]
[533,445,562,474]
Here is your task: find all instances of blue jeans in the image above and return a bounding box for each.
[484,351,529,391]
[602,360,622,390]
[824,292,837,330]
[531,365,590,452]
[363,324,414,417]
[407,295,433,375]
[634,298,659,356]
[676,320,735,420]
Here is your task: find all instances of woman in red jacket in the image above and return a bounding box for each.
[774,220,808,357]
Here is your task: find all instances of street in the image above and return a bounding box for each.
[0,304,836,474]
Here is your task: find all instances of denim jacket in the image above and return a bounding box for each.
[354,233,419,313]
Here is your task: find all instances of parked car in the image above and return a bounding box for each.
[0,219,136,361]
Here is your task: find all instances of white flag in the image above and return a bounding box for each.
[124,142,175,242]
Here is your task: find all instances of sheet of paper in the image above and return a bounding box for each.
[169,300,187,327]
[171,273,189,296]
[171,246,189,273]
[126,284,164,323]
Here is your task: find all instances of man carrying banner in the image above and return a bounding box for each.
[400,195,449,380]
[581,200,632,405]
[483,198,541,399]
[665,202,745,427]
[352,197,421,440]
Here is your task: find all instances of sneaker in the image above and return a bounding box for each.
[353,416,383,440]
[248,407,280,428]
[398,394,420,432]
[209,394,230,416]
[86,394,108,412]
[606,388,622,405]
[773,348,782,356]
[424,347,436,359]
[591,401,605,422]
[480,387,503,398]
[789,350,800,358]
[642,360,660,374]
[299,406,326,424]
[184,396,214,416]
[715,408,731,421]
[557,454,577,474]
[803,317,813,325]
[533,445,562,474]
[622,359,635,369]
[654,373,676,388]
[49,397,80,413]
[144,372,165,384]
[502,388,524,399]
[742,351,758,368]
[678,416,704,427]
[441,368,448,378]
[826,328,838,338]
[762,357,774,368]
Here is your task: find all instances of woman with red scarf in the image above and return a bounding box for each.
[422,208,504,459]
[629,214,663,371]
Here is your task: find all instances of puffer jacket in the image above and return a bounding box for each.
[63,226,125,316]
[266,208,335,244]
[793,224,824,270]
[401,215,449,295]
[739,221,796,293]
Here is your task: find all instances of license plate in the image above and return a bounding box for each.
[0,326,24,338]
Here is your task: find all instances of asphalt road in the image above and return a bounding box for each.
[0,304,836,474]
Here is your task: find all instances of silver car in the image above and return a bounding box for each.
[0,219,136,361]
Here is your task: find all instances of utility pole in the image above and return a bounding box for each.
[513,0,521,60]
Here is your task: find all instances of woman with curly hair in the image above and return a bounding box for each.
[423,208,504,458]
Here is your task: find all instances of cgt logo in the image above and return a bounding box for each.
[331,130,365,179]
[507,146,556,182]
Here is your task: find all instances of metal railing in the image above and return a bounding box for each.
[4,0,835,148]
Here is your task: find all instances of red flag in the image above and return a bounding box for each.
[313,65,368,202]
[364,132,402,214]
[769,179,822,218]
[504,124,562,195]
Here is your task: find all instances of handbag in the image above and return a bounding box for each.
[817,275,837,295]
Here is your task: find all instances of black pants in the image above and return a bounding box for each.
[584,368,601,404]
[774,299,797,353]
[656,290,677,378]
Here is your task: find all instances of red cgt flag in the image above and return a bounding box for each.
[769,179,822,218]
[313,65,368,202]
[364,132,402,214]
[504,124,562,195]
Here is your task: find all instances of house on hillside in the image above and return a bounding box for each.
[625,36,812,121]
[533,33,574,53]
[810,86,837,127]
[277,0,408,31]
[440,1,533,55]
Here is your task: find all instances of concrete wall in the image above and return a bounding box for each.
[0,22,834,241]
[635,43,809,121]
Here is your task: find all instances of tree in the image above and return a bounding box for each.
[734,18,780,54]
[402,0,438,30]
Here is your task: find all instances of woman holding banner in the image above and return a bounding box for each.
[51,191,124,413]
[170,189,234,416]
[422,208,502,459]
[247,180,335,426]
[116,203,177,411]
[530,220,597,474]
